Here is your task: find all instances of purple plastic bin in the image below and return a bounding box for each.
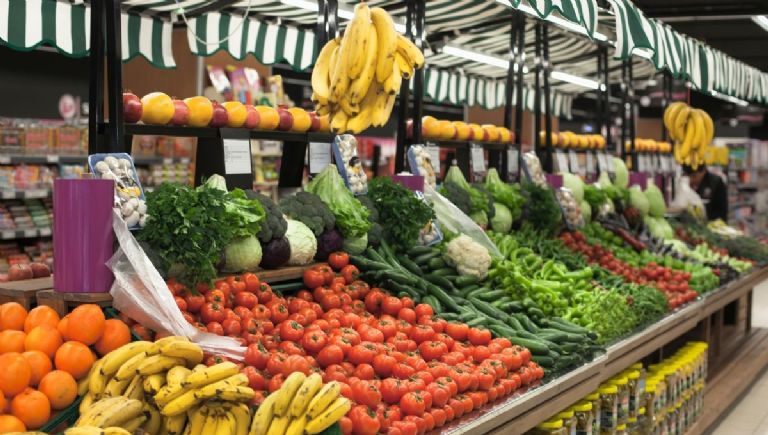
[546,174,563,189]
[392,174,425,192]
[53,178,115,293]
[629,172,649,189]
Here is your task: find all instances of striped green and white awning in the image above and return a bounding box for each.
[507,0,599,40]
[0,0,175,68]
[423,67,573,118]
[185,12,316,71]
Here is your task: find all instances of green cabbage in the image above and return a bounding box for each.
[629,186,650,216]
[580,201,592,223]
[562,173,584,203]
[490,203,513,233]
[644,182,666,218]
[484,168,524,220]
[470,210,489,229]
[597,172,612,188]
[221,236,263,272]
[342,233,368,254]
[306,165,371,239]
[646,216,674,239]
[613,158,629,188]
[285,219,317,265]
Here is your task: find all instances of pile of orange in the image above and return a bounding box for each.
[0,302,131,431]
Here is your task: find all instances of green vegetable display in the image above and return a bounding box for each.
[490,203,513,233]
[306,165,371,239]
[139,179,265,288]
[613,157,629,188]
[220,235,263,272]
[561,173,584,203]
[484,168,524,221]
[441,165,489,218]
[368,177,435,253]
[279,191,335,237]
[285,219,317,265]
[644,182,666,217]
[521,181,562,236]
[246,191,288,243]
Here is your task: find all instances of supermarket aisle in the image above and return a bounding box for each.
[709,280,768,435]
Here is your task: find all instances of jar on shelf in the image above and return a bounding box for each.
[611,376,630,426]
[626,369,643,419]
[586,391,601,435]
[616,423,627,435]
[556,409,577,435]
[531,418,567,435]
[574,401,594,435]
[599,384,618,434]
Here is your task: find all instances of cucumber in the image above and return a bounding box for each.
[397,255,424,277]
[454,275,479,287]
[413,251,441,265]
[489,324,519,338]
[427,257,447,270]
[439,312,460,321]
[476,289,506,302]
[350,256,391,271]
[506,316,525,332]
[468,297,511,322]
[430,268,457,277]
[531,355,555,367]
[491,297,512,308]
[508,336,549,355]
[407,246,433,256]
[458,285,480,297]
[421,295,442,313]
[466,287,488,299]
[428,284,461,312]
[515,314,540,333]
[424,274,456,291]
[499,301,523,312]
[466,318,487,327]
[384,280,420,299]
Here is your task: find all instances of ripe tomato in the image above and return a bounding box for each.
[340,265,360,284]
[349,405,381,435]
[329,335,354,355]
[448,398,465,418]
[354,363,375,380]
[380,296,403,316]
[301,330,328,355]
[419,340,449,361]
[244,343,269,369]
[457,394,474,414]
[352,380,382,408]
[279,340,305,356]
[200,302,226,324]
[426,382,449,408]
[422,412,435,432]
[381,378,407,404]
[467,327,492,345]
[392,362,416,379]
[266,353,287,376]
[392,420,417,435]
[365,291,386,313]
[328,252,350,270]
[323,364,348,383]
[316,344,345,368]
[360,326,385,343]
[431,408,447,428]
[436,376,458,396]
[339,417,353,435]
[184,293,205,313]
[434,333,455,350]
[400,391,427,416]
[206,321,224,335]
[230,279,247,295]
[270,303,289,324]
[414,304,433,318]
[278,320,305,342]
[472,345,491,363]
[206,289,226,305]
[251,304,270,320]
[348,342,378,365]
[397,308,417,324]
[372,353,397,377]
[410,325,436,344]
[222,318,242,336]
[241,366,266,390]
[303,269,326,289]
[283,354,311,376]
[442,404,455,423]
[267,373,284,392]
[445,322,469,341]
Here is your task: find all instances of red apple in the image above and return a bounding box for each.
[277,108,293,131]
[308,112,321,131]
[8,263,33,281]
[209,101,229,128]
[171,99,190,126]
[29,262,51,278]
[244,105,261,129]
[467,128,475,141]
[123,92,143,123]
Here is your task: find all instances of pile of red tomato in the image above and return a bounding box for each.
[560,232,698,310]
[165,253,543,435]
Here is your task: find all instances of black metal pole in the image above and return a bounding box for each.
[104,0,124,152]
[412,0,425,145]
[88,0,104,155]
[628,60,637,171]
[534,23,542,160]
[513,13,525,179]
[661,71,670,142]
[603,47,611,153]
[620,60,628,162]
[542,25,553,173]
[498,15,517,181]
[394,1,414,173]
[596,48,604,141]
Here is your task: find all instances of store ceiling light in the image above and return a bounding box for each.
[751,15,768,32]
[551,71,600,90]
[280,0,407,33]
[494,0,608,42]
[442,45,529,72]
[711,91,749,107]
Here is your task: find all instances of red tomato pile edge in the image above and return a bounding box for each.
[559,232,699,310]
[162,251,543,435]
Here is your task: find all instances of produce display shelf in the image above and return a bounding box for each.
[437,266,768,435]
[429,140,510,150]
[0,154,87,165]
[0,188,51,199]
[105,123,335,144]
[0,226,52,240]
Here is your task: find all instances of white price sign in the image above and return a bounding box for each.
[568,151,582,175]
[606,154,616,173]
[426,145,441,173]
[507,148,519,177]
[308,142,332,174]
[470,145,486,173]
[222,139,252,175]
[555,151,569,173]
[586,151,595,175]
[597,152,608,172]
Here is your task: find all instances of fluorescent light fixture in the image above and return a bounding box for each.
[494,0,608,41]
[280,0,406,32]
[711,90,749,107]
[551,71,600,90]
[442,45,509,69]
[752,15,768,32]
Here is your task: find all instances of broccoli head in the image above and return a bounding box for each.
[245,191,288,242]
[356,195,380,222]
[472,183,495,220]
[439,181,472,215]
[279,191,336,237]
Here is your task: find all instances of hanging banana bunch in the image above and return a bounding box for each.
[663,101,714,170]
[311,3,425,134]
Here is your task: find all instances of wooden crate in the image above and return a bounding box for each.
[0,277,54,309]
[36,290,113,316]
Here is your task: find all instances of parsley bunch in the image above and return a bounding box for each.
[368,177,435,253]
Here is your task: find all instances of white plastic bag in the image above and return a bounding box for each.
[669,176,706,219]
[109,210,245,360]
[423,185,501,258]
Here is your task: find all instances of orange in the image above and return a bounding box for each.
[24,324,62,358]
[21,351,52,386]
[0,302,27,331]
[140,92,174,125]
[38,370,77,410]
[288,108,311,132]
[57,315,70,340]
[222,101,247,128]
[65,304,105,345]
[94,319,131,356]
[0,394,5,412]
[0,329,26,353]
[184,96,214,127]
[254,106,280,130]
[23,306,60,333]
[11,388,50,429]
[54,341,95,380]
[0,352,31,397]
[0,415,26,432]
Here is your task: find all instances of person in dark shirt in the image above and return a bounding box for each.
[683,165,728,221]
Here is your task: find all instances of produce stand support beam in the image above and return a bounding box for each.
[602,47,612,151]
[628,61,637,170]
[104,0,124,153]
[395,0,416,174]
[513,13,526,180]
[316,0,339,48]
[498,14,518,181]
[412,0,425,146]
[88,0,104,155]
[542,24,553,173]
[533,23,542,160]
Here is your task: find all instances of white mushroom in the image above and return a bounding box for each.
[125,210,140,227]
[95,161,110,174]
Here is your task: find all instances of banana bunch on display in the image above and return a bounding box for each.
[250,372,350,435]
[74,336,254,435]
[311,3,424,134]
[663,102,714,170]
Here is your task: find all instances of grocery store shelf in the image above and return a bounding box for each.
[430,140,509,150]
[441,266,768,435]
[132,156,192,165]
[253,181,278,187]
[737,183,758,191]
[106,123,335,144]
[0,227,52,240]
[0,188,51,199]
[253,152,283,157]
[0,154,87,165]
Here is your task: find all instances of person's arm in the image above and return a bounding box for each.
[710,177,729,221]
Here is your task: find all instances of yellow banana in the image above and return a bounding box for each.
[167,365,193,386]
[394,51,414,80]
[215,410,237,435]
[672,105,691,143]
[155,383,190,408]
[346,107,373,134]
[81,358,101,396]
[348,28,378,104]
[365,82,388,127]
[144,373,167,395]
[679,121,697,160]
[285,416,307,435]
[664,102,686,139]
[77,396,124,426]
[183,362,240,389]
[273,372,306,417]
[162,389,201,417]
[148,336,190,355]
[305,381,341,420]
[138,355,187,376]
[66,427,104,435]
[383,60,402,95]
[103,376,132,397]
[143,403,164,435]
[315,103,330,117]
[289,373,324,417]
[123,374,145,401]
[160,340,204,366]
[371,7,398,83]
[396,34,425,69]
[248,390,277,435]
[311,38,340,102]
[266,414,290,435]
[90,397,144,428]
[688,110,705,151]
[104,428,132,435]
[188,406,209,435]
[338,98,360,117]
[201,409,220,435]
[79,392,95,414]
[114,350,148,381]
[165,413,187,435]
[330,39,350,102]
[99,341,153,377]
[343,2,372,79]
[330,111,349,133]
[304,398,352,435]
[194,373,249,399]
[698,109,714,146]
[230,403,251,435]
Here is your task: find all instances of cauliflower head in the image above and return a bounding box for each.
[444,235,491,279]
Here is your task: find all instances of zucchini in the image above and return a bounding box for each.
[427,257,446,270]
[413,251,441,265]
[423,274,456,291]
[407,246,433,256]
[430,268,457,277]
[454,275,479,287]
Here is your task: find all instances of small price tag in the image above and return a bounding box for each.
[606,154,616,173]
[555,151,569,173]
[586,151,595,175]
[1,230,14,240]
[222,139,252,175]
[308,142,332,174]
[470,145,486,173]
[0,155,10,164]
[46,155,59,164]
[23,229,37,238]
[568,150,581,174]
[507,148,519,177]
[426,145,441,173]
[163,157,173,165]
[39,228,52,237]
[180,158,191,165]
[597,152,608,172]
[637,155,645,172]
[661,156,670,172]
[1,190,13,199]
